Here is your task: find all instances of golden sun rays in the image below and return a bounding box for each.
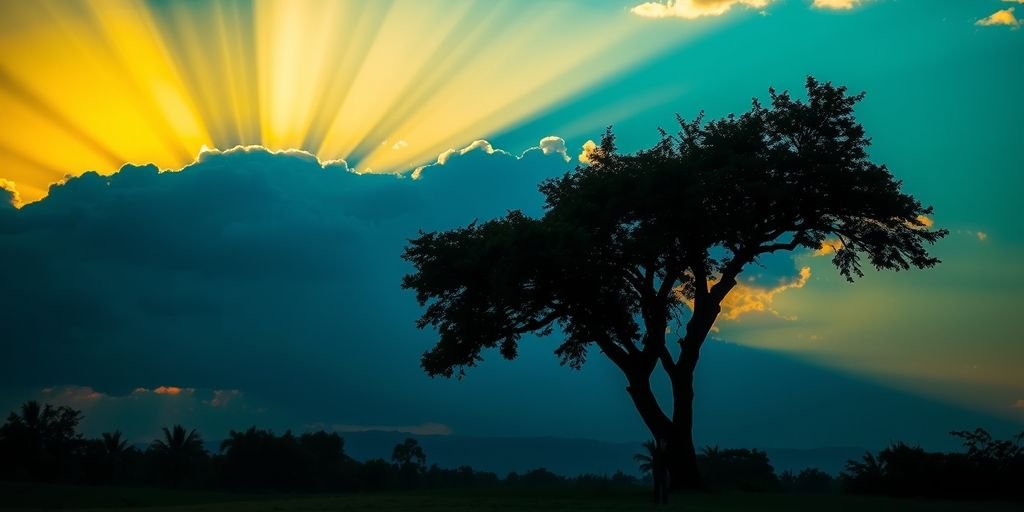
[0,0,695,203]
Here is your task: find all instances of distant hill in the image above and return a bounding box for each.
[335,430,866,477]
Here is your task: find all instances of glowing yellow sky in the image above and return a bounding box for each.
[0,0,697,204]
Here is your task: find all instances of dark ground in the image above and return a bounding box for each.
[1,483,1019,512]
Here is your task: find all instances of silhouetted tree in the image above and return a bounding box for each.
[0,401,83,481]
[698,446,779,492]
[392,437,427,488]
[518,467,564,487]
[635,439,669,503]
[100,431,129,457]
[149,425,207,487]
[841,429,1023,500]
[951,428,1024,499]
[219,427,285,489]
[402,77,947,489]
[299,430,352,490]
[357,458,397,491]
[842,450,887,495]
[97,430,131,483]
[423,463,501,489]
[781,467,835,494]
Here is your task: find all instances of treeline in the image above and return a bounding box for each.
[842,429,1024,500]
[0,401,636,492]
[1,401,1021,501]
[682,432,1023,500]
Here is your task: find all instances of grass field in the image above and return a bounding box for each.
[2,483,1019,512]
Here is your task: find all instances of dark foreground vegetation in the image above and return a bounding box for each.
[2,400,1022,508]
[2,484,1020,512]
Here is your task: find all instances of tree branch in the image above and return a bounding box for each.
[757,238,802,254]
[593,333,634,372]
[657,263,681,302]
[688,256,709,303]
[507,309,562,338]
[658,344,676,372]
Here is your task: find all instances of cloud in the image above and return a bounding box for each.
[0,141,572,437]
[976,8,1020,28]
[538,136,571,162]
[953,229,990,242]
[631,0,773,19]
[678,266,812,324]
[4,386,263,441]
[0,178,21,208]
[432,139,503,167]
[814,238,844,256]
[313,422,453,436]
[811,0,867,10]
[414,137,567,179]
[578,139,599,165]
[206,389,242,408]
[152,386,193,396]
[718,267,812,321]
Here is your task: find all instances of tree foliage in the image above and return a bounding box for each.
[842,430,1024,499]
[403,77,947,380]
[0,400,83,481]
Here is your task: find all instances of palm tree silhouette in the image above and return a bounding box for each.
[101,431,129,456]
[150,425,205,486]
[635,439,670,504]
[151,425,203,454]
[100,430,129,482]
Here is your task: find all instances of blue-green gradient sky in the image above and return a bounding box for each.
[0,0,1021,450]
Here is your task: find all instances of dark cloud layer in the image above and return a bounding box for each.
[0,141,582,437]
[0,141,1016,447]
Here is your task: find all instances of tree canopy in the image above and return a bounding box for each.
[402,77,947,380]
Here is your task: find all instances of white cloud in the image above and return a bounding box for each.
[539,136,571,162]
[976,8,1020,28]
[811,0,866,10]
[631,0,773,20]
[414,137,569,178]
[578,139,599,164]
[435,139,498,166]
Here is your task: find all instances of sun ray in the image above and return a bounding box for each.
[0,0,696,203]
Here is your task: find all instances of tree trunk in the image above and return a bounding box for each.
[625,368,703,492]
[668,366,702,491]
[625,376,671,440]
[666,301,716,491]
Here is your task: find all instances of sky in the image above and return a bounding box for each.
[0,0,1021,451]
